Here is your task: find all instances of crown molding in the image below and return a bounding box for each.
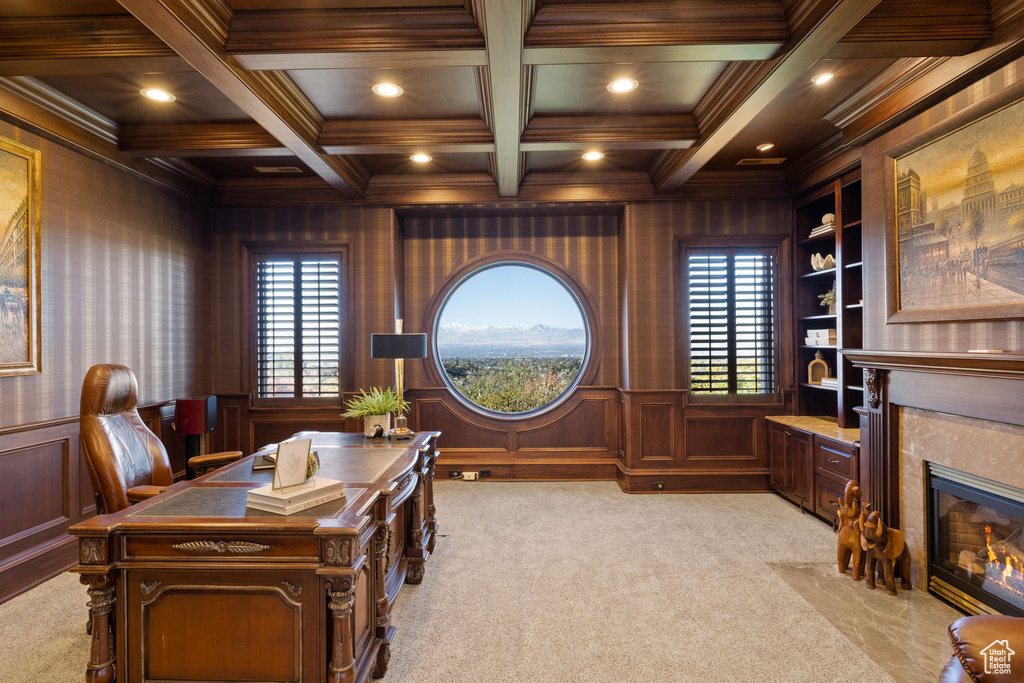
[784,132,861,195]
[0,77,119,145]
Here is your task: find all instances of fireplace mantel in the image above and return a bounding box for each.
[842,349,1024,381]
[837,348,1024,608]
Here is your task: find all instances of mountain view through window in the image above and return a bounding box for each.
[435,264,588,414]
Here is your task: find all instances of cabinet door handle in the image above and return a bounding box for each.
[827,457,840,464]
[829,501,840,507]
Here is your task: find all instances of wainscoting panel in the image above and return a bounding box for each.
[683,416,759,462]
[407,387,620,480]
[617,390,789,493]
[0,402,183,604]
[212,395,359,457]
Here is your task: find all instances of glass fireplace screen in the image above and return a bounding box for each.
[932,475,1024,616]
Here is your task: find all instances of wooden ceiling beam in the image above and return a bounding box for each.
[116,0,368,198]
[226,7,485,70]
[479,0,528,197]
[521,114,699,151]
[650,0,881,194]
[824,0,991,58]
[320,118,494,154]
[0,15,191,76]
[118,122,288,157]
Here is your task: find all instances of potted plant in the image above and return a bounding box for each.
[342,387,409,437]
[818,287,837,314]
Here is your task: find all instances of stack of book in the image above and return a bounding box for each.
[804,328,837,346]
[818,376,839,387]
[808,222,835,238]
[246,477,345,515]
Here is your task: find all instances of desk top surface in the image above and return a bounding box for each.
[69,431,436,534]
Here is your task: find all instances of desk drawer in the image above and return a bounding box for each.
[124,534,320,562]
[814,437,858,483]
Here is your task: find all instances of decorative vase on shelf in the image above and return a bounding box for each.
[828,301,836,314]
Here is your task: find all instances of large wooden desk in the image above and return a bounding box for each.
[68,431,440,683]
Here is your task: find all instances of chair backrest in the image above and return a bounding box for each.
[80,364,172,514]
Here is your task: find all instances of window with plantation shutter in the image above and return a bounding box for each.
[685,246,776,396]
[254,251,342,403]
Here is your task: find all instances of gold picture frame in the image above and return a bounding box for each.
[0,135,40,376]
[885,83,1024,323]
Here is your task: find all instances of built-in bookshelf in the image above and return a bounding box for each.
[793,169,863,428]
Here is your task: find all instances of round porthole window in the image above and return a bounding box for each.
[434,262,591,416]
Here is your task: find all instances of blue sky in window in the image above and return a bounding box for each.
[439,265,584,329]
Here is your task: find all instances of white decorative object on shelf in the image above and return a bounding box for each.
[823,254,835,269]
[811,253,824,271]
[822,212,836,226]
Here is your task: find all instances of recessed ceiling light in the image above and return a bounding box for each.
[607,78,639,93]
[756,143,775,152]
[582,151,605,161]
[410,153,432,163]
[811,72,834,85]
[372,82,404,97]
[140,88,175,102]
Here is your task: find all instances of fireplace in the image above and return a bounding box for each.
[929,463,1024,617]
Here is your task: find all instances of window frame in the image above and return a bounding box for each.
[245,242,350,408]
[676,236,789,404]
[424,250,600,420]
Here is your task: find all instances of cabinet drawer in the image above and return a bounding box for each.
[814,475,845,524]
[814,437,858,483]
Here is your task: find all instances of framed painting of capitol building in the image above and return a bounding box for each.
[885,86,1024,323]
[0,135,40,376]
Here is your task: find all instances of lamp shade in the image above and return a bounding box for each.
[371,333,427,359]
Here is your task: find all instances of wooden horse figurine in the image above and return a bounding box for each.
[837,480,866,581]
[858,510,912,596]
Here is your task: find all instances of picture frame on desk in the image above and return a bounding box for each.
[0,135,41,377]
[884,82,1024,323]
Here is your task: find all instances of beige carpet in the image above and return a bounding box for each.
[0,482,959,682]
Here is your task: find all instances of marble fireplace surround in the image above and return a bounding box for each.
[845,350,1024,598]
[899,407,1024,589]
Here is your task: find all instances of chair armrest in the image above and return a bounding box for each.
[188,451,244,473]
[127,485,167,503]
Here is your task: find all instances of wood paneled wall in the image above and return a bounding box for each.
[0,402,182,603]
[0,116,212,602]
[621,200,793,390]
[210,206,401,395]
[862,56,1024,354]
[0,120,213,429]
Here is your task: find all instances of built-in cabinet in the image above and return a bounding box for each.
[768,417,860,525]
[793,169,863,428]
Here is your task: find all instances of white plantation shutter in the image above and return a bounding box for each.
[687,247,775,395]
[255,253,341,401]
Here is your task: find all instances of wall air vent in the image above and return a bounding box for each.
[736,158,786,166]
[254,166,304,174]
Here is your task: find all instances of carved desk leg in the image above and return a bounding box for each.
[406,484,426,585]
[425,448,438,553]
[374,521,392,629]
[81,573,116,683]
[327,576,357,683]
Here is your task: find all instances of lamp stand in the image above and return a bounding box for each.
[390,320,415,440]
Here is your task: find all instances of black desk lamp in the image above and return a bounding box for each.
[370,319,427,440]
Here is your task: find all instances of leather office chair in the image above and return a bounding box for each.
[938,615,1024,682]
[80,364,242,514]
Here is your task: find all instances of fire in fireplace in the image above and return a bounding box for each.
[929,463,1024,617]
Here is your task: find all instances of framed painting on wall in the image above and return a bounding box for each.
[0,135,40,376]
[885,84,1024,323]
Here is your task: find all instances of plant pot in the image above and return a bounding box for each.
[828,302,836,314]
[363,414,391,438]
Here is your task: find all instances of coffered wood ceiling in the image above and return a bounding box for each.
[0,0,1020,204]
